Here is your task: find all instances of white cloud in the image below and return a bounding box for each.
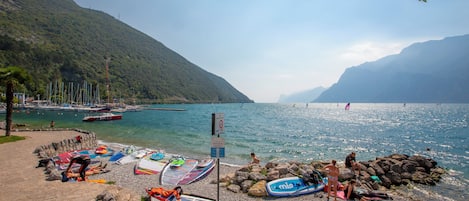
[339,41,407,65]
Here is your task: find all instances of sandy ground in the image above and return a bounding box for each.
[0,130,409,201]
[0,131,109,201]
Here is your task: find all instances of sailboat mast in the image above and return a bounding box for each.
[105,57,111,105]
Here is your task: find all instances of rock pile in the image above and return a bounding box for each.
[33,129,97,158]
[215,153,446,197]
[354,153,446,188]
[32,129,98,181]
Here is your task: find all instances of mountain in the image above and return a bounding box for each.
[278,87,326,103]
[314,34,469,103]
[0,0,253,103]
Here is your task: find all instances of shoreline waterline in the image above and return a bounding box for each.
[1,129,466,201]
[2,103,468,200]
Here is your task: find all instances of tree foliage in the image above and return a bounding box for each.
[0,66,31,136]
[0,0,252,103]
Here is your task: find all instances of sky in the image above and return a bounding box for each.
[74,0,469,103]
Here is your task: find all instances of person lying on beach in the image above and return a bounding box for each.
[62,160,109,182]
[344,179,360,200]
[146,186,183,201]
[64,155,90,181]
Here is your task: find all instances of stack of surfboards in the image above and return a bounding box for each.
[116,149,150,165]
[134,151,169,175]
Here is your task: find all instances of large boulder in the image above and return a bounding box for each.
[274,163,290,175]
[401,160,419,173]
[248,180,267,197]
[235,171,250,184]
[379,175,392,188]
[366,167,376,176]
[388,153,408,161]
[409,155,434,171]
[266,170,279,181]
[370,162,385,176]
[411,171,435,185]
[339,168,354,181]
[240,180,254,193]
[227,184,242,193]
[385,171,402,185]
[249,172,267,181]
[390,162,403,174]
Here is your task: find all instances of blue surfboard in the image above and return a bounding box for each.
[266,176,327,197]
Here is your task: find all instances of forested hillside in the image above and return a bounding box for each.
[0,0,252,103]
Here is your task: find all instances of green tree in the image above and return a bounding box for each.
[0,66,31,136]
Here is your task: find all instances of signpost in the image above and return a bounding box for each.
[211,113,224,201]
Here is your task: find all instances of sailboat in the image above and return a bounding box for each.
[83,57,123,122]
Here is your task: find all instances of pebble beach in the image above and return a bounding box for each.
[0,130,433,201]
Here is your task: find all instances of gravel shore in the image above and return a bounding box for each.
[1,130,413,201]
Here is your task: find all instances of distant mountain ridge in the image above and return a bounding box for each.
[314,34,469,103]
[0,0,253,103]
[278,87,326,103]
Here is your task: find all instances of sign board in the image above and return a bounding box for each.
[212,113,224,135]
[211,137,225,148]
[211,147,225,158]
[211,137,225,158]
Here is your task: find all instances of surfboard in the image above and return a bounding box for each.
[178,159,216,185]
[116,149,149,165]
[266,176,327,197]
[109,151,125,163]
[160,158,198,185]
[134,152,170,175]
[150,152,165,161]
[149,193,215,201]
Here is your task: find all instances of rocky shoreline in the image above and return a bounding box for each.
[27,129,450,201]
[219,154,446,198]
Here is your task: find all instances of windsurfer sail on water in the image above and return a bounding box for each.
[345,102,350,110]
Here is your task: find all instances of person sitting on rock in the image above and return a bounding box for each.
[250,152,260,164]
[146,186,183,201]
[345,152,361,176]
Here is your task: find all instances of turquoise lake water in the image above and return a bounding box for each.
[5,103,468,200]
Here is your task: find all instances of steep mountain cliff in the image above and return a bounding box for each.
[0,0,253,103]
[314,34,469,103]
[278,87,326,103]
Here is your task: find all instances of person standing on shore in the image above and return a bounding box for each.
[50,120,55,128]
[325,160,339,201]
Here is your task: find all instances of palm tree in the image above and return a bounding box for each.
[0,66,31,136]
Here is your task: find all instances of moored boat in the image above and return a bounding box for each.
[83,113,122,122]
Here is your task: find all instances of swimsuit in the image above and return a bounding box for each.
[328,176,338,182]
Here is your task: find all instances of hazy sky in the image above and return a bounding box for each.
[74,0,469,103]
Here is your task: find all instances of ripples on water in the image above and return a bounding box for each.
[9,103,468,200]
